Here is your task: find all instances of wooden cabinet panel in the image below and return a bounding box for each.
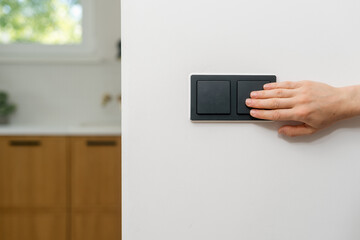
[70,137,121,208]
[0,135,121,240]
[0,137,68,240]
[70,137,121,240]
[0,211,67,240]
[0,137,67,208]
[71,210,120,240]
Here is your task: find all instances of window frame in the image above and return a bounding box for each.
[0,0,99,63]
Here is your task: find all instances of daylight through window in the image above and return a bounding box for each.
[0,0,82,45]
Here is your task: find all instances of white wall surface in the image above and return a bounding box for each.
[122,0,360,239]
[0,0,121,126]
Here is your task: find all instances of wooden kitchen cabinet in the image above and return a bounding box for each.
[70,137,121,208]
[70,137,121,240]
[0,137,68,240]
[0,211,67,240]
[71,211,120,240]
[0,136,121,240]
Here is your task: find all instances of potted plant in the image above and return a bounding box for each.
[0,91,16,125]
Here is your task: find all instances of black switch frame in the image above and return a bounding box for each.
[190,74,277,121]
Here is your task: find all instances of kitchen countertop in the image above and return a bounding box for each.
[0,124,121,136]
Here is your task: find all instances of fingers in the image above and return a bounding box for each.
[278,124,317,137]
[250,89,295,99]
[246,98,295,109]
[263,81,300,90]
[250,109,294,121]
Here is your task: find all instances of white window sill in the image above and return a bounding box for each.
[0,55,107,64]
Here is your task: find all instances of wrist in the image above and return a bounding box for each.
[338,85,360,119]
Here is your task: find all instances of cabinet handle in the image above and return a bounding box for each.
[86,140,117,147]
[9,140,41,147]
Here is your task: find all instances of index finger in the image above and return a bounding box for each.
[264,81,300,90]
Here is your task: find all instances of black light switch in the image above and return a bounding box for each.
[237,81,270,114]
[190,74,276,121]
[197,80,230,114]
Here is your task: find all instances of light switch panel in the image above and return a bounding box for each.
[190,74,276,121]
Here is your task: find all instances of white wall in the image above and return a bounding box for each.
[0,0,121,126]
[123,0,360,239]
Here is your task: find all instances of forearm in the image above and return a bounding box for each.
[339,85,360,119]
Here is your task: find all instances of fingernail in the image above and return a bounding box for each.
[250,109,257,116]
[245,98,252,106]
[250,91,257,97]
[263,83,271,89]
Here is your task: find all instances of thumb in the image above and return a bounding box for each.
[278,124,317,137]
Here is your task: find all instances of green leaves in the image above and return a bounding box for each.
[0,91,16,117]
[0,0,82,44]
[0,104,16,116]
[0,92,8,105]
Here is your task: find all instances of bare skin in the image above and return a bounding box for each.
[245,81,360,137]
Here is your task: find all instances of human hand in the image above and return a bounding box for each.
[245,81,360,137]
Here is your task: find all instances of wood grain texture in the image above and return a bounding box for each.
[0,137,68,240]
[0,211,67,240]
[70,137,121,208]
[0,136,121,240]
[71,210,120,240]
[70,137,121,240]
[0,137,67,208]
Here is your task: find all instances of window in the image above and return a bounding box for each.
[0,0,96,62]
[0,0,82,44]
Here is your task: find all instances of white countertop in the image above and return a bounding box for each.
[0,124,121,136]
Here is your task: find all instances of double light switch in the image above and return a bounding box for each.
[190,74,276,121]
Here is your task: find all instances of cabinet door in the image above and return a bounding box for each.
[0,211,67,240]
[0,137,68,240]
[70,137,121,208]
[70,137,121,240]
[71,210,120,240]
[0,137,67,208]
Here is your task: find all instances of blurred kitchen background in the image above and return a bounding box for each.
[0,1,122,240]
[0,0,121,128]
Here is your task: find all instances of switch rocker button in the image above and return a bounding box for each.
[197,80,231,115]
[237,80,269,114]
